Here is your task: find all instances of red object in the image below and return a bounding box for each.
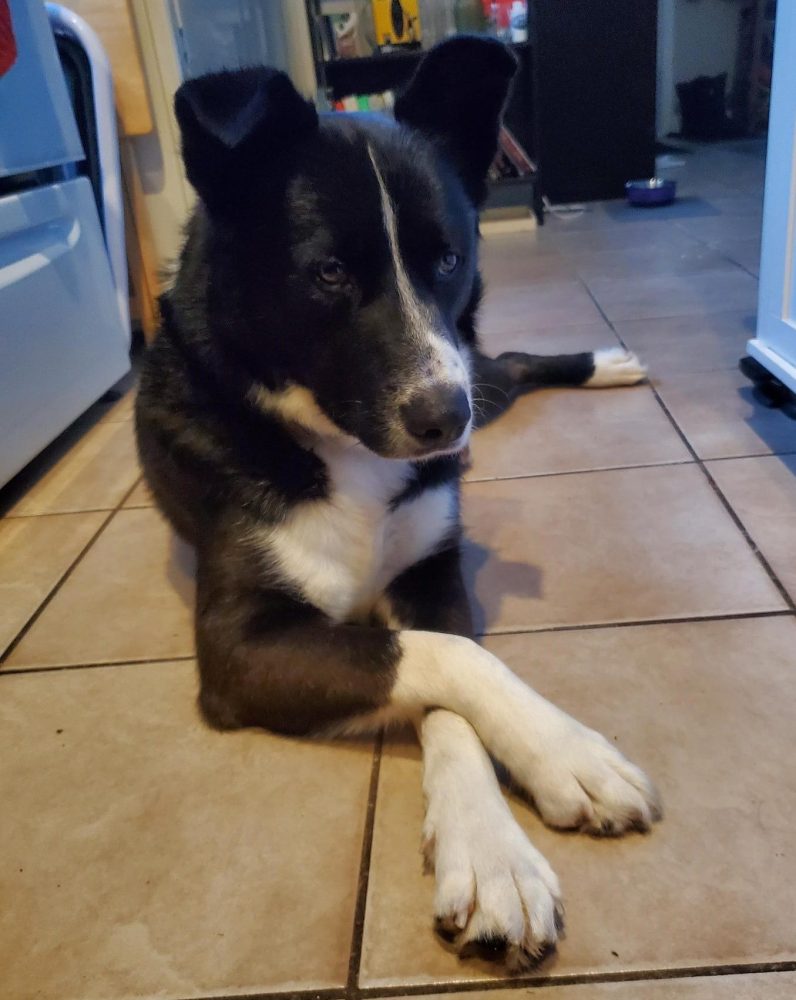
[481,0,513,32]
[0,0,17,77]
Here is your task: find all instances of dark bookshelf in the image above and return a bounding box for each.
[321,40,529,101]
[304,2,658,209]
[304,2,542,222]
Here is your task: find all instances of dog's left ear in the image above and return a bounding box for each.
[394,37,517,205]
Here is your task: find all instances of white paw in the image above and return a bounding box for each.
[423,797,563,970]
[511,715,662,836]
[586,347,647,387]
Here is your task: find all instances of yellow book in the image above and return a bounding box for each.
[371,0,421,47]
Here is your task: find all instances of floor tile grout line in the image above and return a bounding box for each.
[6,449,795,517]
[1,505,130,520]
[699,463,796,613]
[476,609,794,639]
[579,280,796,614]
[1,474,145,521]
[579,302,763,328]
[351,959,796,998]
[0,477,145,666]
[465,459,695,485]
[712,245,761,280]
[0,508,116,664]
[7,611,791,676]
[730,260,760,280]
[347,731,384,992]
[574,264,760,326]
[702,449,796,463]
[673,219,763,281]
[576,282,718,459]
[173,989,345,1000]
[645,380,796,613]
[0,414,138,517]
[163,958,796,1000]
[0,654,196,678]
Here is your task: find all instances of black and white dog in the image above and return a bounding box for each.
[136,38,660,970]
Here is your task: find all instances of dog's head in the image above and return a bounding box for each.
[174,38,517,460]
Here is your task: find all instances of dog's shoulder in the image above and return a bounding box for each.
[136,318,328,535]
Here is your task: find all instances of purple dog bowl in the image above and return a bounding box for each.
[626,177,677,206]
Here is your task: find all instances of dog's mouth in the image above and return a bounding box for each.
[404,424,472,461]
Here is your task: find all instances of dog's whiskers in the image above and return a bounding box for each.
[472,380,511,400]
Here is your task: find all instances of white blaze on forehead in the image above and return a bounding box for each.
[367,144,433,340]
[367,144,469,392]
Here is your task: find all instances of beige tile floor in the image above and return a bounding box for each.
[2,141,796,1000]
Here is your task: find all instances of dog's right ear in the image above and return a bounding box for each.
[174,67,318,212]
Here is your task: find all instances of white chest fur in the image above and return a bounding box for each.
[260,440,457,623]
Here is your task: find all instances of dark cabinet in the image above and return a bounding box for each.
[533,0,658,203]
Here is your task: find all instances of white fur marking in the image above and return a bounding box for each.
[368,145,432,341]
[249,383,351,439]
[367,145,470,395]
[586,347,647,388]
[258,437,456,623]
[394,632,662,835]
[420,710,562,969]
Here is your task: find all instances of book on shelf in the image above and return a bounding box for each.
[488,127,537,181]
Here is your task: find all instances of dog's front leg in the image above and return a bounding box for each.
[198,540,659,949]
[397,631,661,835]
[198,551,660,834]
[419,709,562,968]
[387,549,651,968]
[389,550,563,965]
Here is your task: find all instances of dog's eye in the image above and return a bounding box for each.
[317,258,348,287]
[437,252,460,276]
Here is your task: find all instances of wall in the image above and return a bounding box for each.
[128,0,193,271]
[170,1,317,96]
[657,0,744,137]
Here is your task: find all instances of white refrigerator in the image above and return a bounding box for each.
[746,0,796,399]
[0,0,130,488]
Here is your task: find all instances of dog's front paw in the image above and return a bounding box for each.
[424,799,563,970]
[512,715,661,836]
[586,347,647,387]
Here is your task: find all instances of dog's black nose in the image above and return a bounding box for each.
[401,386,471,448]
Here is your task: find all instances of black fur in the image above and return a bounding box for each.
[389,454,462,511]
[394,36,519,205]
[471,349,597,427]
[174,66,318,214]
[136,38,599,736]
